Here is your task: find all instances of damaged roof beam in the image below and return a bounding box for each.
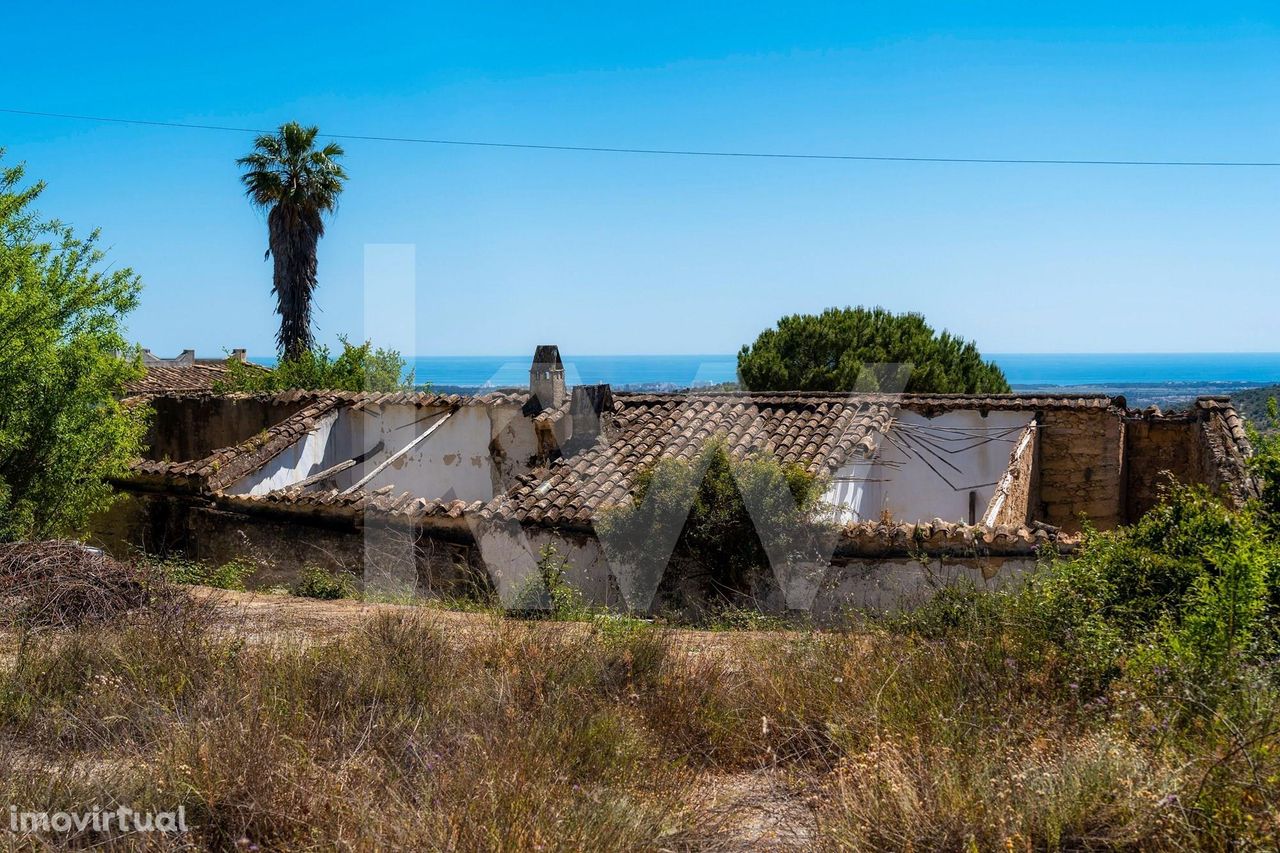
[341,409,456,495]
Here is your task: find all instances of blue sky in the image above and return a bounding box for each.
[2,2,1278,356]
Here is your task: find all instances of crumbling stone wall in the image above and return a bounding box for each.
[1123,413,1200,521]
[90,492,193,557]
[143,396,312,463]
[1195,406,1256,508]
[1035,407,1125,531]
[1123,402,1256,522]
[92,491,490,596]
[983,423,1037,527]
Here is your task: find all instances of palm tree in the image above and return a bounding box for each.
[237,123,347,360]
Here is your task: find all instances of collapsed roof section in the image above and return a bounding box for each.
[484,392,899,527]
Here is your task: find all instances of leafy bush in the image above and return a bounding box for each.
[0,155,148,540]
[157,556,256,591]
[898,483,1280,699]
[290,566,358,600]
[214,336,413,393]
[1246,396,1280,527]
[597,438,831,608]
[737,305,1010,393]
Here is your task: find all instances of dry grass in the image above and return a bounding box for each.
[0,584,1276,850]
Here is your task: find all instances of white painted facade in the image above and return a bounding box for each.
[824,410,1034,524]
[226,411,340,496]
[227,402,542,503]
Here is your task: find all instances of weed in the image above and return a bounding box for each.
[153,555,256,591]
[289,566,358,600]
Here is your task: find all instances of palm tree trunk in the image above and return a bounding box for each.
[268,205,319,360]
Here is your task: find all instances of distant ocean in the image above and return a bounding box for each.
[250,353,1280,391]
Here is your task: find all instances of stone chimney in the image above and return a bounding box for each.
[570,384,615,443]
[529,344,566,411]
[230,348,248,363]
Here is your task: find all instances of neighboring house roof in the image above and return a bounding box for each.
[123,382,532,406]
[483,393,900,526]
[125,348,265,396]
[125,363,244,395]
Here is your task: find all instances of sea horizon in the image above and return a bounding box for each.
[249,351,1280,390]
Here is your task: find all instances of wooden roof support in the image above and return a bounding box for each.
[341,409,455,495]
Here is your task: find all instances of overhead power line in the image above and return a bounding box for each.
[3,106,1278,168]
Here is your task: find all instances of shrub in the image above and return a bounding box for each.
[737,306,1010,393]
[155,556,255,591]
[895,482,1280,701]
[596,438,831,610]
[0,155,148,540]
[1246,396,1280,527]
[290,566,358,600]
[214,336,413,393]
[513,544,590,619]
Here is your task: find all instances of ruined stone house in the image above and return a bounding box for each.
[96,346,1257,615]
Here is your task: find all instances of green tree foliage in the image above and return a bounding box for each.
[597,438,831,603]
[1246,397,1280,527]
[213,337,413,393]
[0,156,147,541]
[737,306,1011,393]
[237,123,347,360]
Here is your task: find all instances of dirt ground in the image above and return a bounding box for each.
[191,585,781,657]
[192,587,821,850]
[0,587,820,850]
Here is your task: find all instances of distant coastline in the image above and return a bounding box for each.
[247,352,1280,410]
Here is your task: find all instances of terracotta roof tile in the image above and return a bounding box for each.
[124,395,345,489]
[838,518,1079,557]
[215,489,482,524]
[484,393,900,526]
[1195,396,1253,457]
[124,363,254,395]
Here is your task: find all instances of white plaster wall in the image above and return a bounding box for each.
[525,529,615,605]
[325,406,449,488]
[357,405,498,501]
[225,411,339,496]
[473,523,614,607]
[812,556,1036,616]
[824,459,876,524]
[852,410,1034,524]
[489,405,543,486]
[230,402,547,501]
[487,524,1035,617]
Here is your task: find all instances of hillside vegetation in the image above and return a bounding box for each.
[1234,385,1280,429]
[3,470,1280,849]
